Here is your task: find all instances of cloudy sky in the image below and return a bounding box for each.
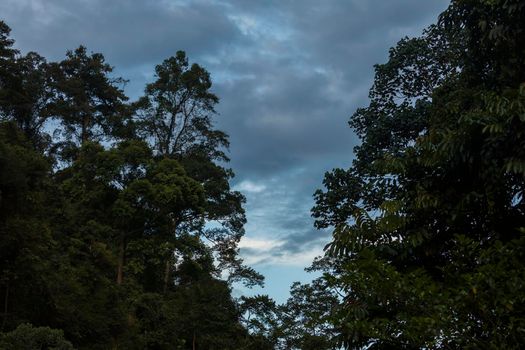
[1,0,449,302]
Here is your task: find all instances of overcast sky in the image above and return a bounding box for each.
[1,0,449,302]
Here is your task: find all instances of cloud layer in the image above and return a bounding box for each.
[1,0,450,300]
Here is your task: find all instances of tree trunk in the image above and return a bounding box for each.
[192,329,196,350]
[116,237,125,285]
[111,337,119,350]
[1,281,9,331]
[81,114,90,144]
[163,256,171,294]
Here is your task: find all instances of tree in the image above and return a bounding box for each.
[239,278,341,350]
[278,278,340,350]
[0,21,17,61]
[0,51,52,148]
[0,122,55,332]
[134,51,227,159]
[0,18,262,350]
[48,46,129,146]
[0,25,51,146]
[134,51,262,289]
[239,294,281,348]
[313,0,525,348]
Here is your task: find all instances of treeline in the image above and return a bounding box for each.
[0,19,267,349]
[308,0,525,348]
[2,0,525,349]
[0,18,342,350]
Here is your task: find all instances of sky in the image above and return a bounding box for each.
[1,0,449,303]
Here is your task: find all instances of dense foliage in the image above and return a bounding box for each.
[312,0,525,348]
[0,20,269,349]
[2,0,525,349]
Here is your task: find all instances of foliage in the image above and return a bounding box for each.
[3,0,524,348]
[278,279,340,350]
[239,279,341,350]
[47,46,129,146]
[0,323,74,350]
[134,51,227,160]
[0,20,264,349]
[312,0,525,348]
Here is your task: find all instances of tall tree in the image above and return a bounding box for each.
[0,122,52,332]
[134,51,262,288]
[48,46,128,146]
[0,21,17,61]
[0,52,52,148]
[134,51,227,159]
[0,18,263,350]
[313,0,525,348]
[0,22,52,150]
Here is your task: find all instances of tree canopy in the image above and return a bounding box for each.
[311,0,525,348]
[1,0,525,349]
[0,20,263,349]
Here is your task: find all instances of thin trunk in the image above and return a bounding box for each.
[116,237,125,285]
[165,113,176,155]
[81,114,90,144]
[192,330,196,350]
[163,256,171,294]
[1,281,8,331]
[172,101,194,155]
[111,337,119,350]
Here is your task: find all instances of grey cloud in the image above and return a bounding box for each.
[2,0,241,66]
[1,0,449,290]
[236,169,332,264]
[208,0,448,180]
[215,67,359,177]
[277,228,330,255]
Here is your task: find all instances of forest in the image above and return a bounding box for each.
[0,0,524,349]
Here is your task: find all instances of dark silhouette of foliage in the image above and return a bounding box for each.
[2,0,524,348]
[312,0,525,348]
[0,20,263,349]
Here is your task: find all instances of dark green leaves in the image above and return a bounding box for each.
[0,21,259,349]
[312,0,525,348]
